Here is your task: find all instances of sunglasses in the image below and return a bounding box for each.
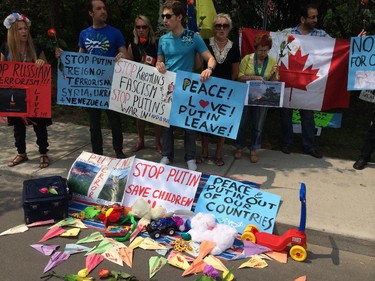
[214,23,230,30]
[136,25,148,30]
[161,13,174,19]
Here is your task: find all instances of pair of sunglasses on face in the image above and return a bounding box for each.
[136,25,148,30]
[214,23,230,30]
[161,13,174,19]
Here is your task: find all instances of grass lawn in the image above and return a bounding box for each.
[52,92,374,162]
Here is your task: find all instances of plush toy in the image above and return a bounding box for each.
[130,198,167,226]
[98,204,127,226]
[188,212,238,255]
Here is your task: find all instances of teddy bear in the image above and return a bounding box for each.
[188,212,238,255]
[129,198,167,226]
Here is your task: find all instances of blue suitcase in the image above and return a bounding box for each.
[22,176,70,224]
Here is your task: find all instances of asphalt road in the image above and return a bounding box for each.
[0,173,374,281]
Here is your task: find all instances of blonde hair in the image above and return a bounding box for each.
[213,13,233,30]
[133,15,156,45]
[7,20,37,62]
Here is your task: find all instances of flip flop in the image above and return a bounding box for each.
[196,155,209,164]
[8,154,28,167]
[214,158,225,166]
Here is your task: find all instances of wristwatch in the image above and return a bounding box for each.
[207,66,214,71]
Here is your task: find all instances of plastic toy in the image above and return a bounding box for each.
[147,217,179,239]
[241,183,307,262]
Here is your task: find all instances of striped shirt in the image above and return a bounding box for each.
[291,24,330,38]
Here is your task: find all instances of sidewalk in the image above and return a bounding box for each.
[1,122,374,256]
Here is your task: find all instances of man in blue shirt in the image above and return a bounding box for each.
[280,3,329,159]
[156,0,216,171]
[79,0,128,158]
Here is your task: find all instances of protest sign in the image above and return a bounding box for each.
[169,71,247,139]
[122,159,201,213]
[109,59,176,127]
[246,80,285,107]
[194,175,281,234]
[57,52,114,109]
[67,151,135,205]
[348,35,375,90]
[359,90,375,103]
[0,61,51,117]
[292,110,342,128]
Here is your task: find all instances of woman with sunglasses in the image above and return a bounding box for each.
[233,33,279,163]
[197,13,241,166]
[128,15,162,154]
[1,12,51,168]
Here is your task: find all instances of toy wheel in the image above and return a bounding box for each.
[167,228,175,236]
[244,224,259,234]
[241,231,256,243]
[289,245,307,262]
[153,231,161,239]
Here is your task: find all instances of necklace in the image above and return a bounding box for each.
[210,37,232,64]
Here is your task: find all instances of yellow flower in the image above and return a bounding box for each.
[77,268,90,277]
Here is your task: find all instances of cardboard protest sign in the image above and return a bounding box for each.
[169,71,247,139]
[194,175,281,234]
[67,151,135,205]
[246,81,285,107]
[122,158,201,212]
[348,35,375,90]
[57,51,114,109]
[0,61,51,117]
[109,59,176,127]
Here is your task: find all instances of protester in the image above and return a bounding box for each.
[197,13,240,166]
[233,33,279,163]
[1,12,51,168]
[78,0,127,158]
[128,15,162,154]
[280,3,330,159]
[353,107,374,170]
[156,0,216,171]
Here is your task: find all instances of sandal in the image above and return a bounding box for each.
[8,154,28,167]
[132,142,144,152]
[214,158,225,166]
[39,154,49,168]
[196,155,209,164]
[250,150,258,163]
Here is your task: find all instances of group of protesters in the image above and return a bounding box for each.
[2,0,373,171]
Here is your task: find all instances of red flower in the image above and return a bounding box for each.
[287,35,295,43]
[139,37,147,44]
[47,28,57,38]
[187,0,195,5]
[98,268,110,278]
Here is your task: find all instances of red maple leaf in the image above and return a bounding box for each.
[279,48,320,101]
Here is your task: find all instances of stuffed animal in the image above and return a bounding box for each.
[130,198,167,226]
[188,212,238,255]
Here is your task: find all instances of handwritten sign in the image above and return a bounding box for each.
[67,151,135,205]
[109,59,176,127]
[348,35,375,90]
[122,158,201,212]
[194,175,281,233]
[246,80,285,107]
[359,90,375,103]
[57,51,114,108]
[0,61,51,117]
[169,71,247,139]
[292,110,342,128]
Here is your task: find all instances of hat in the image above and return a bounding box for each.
[3,12,31,29]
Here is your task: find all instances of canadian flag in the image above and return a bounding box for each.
[241,28,351,111]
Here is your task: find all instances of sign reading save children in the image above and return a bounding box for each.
[122,159,201,213]
[194,175,281,234]
[169,71,247,139]
[57,51,114,109]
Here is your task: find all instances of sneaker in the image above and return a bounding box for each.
[160,156,171,165]
[186,159,197,171]
[353,158,367,170]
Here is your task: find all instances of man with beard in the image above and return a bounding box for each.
[280,3,330,159]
